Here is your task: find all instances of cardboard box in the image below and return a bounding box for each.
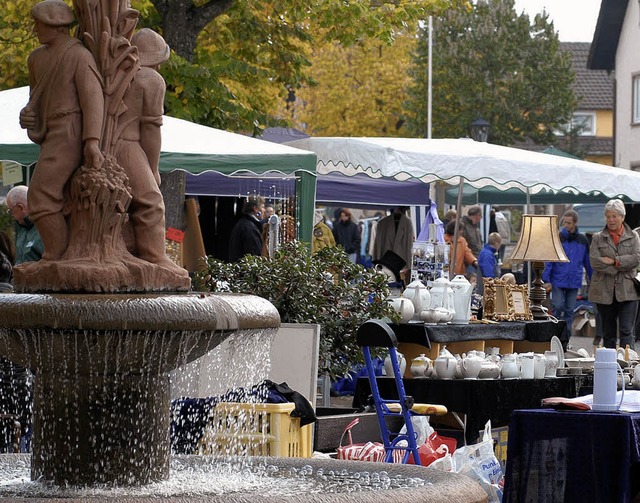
[572,308,596,338]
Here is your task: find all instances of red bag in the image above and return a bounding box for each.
[408,431,458,466]
[336,418,404,463]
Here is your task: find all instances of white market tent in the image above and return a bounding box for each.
[287,136,640,267]
[287,136,640,202]
[0,87,318,241]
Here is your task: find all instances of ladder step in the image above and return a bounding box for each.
[386,402,448,415]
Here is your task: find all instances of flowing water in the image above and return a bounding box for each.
[0,456,429,498]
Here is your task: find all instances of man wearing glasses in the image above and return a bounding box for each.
[6,186,44,265]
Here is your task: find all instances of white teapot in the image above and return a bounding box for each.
[450,274,473,325]
[434,347,457,379]
[403,280,431,319]
[384,351,406,377]
[410,354,431,378]
[461,353,483,379]
[389,296,415,324]
[430,276,455,314]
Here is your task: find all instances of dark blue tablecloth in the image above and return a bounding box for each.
[354,375,592,443]
[504,408,640,502]
[389,320,567,347]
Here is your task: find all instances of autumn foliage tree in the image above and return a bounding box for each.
[405,0,577,145]
[0,0,463,134]
[286,33,417,137]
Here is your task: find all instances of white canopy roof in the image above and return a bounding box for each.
[287,136,640,201]
[0,87,317,175]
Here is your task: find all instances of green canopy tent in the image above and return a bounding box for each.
[0,87,318,243]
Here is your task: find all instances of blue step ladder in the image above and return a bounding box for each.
[356,319,447,465]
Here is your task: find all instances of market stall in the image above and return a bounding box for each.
[286,136,640,201]
[0,87,318,243]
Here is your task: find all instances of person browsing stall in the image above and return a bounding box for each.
[542,210,592,335]
[588,199,640,349]
[478,232,502,279]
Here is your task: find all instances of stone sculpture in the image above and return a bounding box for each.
[16,0,190,292]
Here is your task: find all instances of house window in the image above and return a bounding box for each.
[571,112,596,136]
[633,75,640,125]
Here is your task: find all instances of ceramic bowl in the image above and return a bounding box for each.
[564,357,595,369]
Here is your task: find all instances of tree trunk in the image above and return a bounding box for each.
[152,0,234,61]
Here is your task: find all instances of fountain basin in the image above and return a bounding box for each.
[0,455,489,502]
[0,293,280,486]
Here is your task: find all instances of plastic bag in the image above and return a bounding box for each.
[407,431,458,466]
[336,418,403,463]
[398,415,433,446]
[452,421,503,503]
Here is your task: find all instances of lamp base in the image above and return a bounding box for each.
[529,304,549,321]
[529,261,549,320]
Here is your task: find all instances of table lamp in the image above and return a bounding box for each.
[508,214,569,320]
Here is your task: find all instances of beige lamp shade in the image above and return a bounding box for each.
[509,214,569,263]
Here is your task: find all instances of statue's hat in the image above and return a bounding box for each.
[132,29,170,67]
[31,0,75,27]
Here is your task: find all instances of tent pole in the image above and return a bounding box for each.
[526,189,532,287]
[451,178,465,279]
[295,170,317,245]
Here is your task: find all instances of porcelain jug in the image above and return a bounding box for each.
[384,351,406,377]
[544,350,559,378]
[410,354,431,378]
[501,354,520,379]
[520,353,535,379]
[389,296,415,324]
[450,275,473,324]
[434,347,457,379]
[403,280,431,320]
[533,353,547,379]
[632,365,640,389]
[461,353,483,379]
[430,277,455,314]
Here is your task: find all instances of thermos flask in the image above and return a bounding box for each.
[592,347,624,411]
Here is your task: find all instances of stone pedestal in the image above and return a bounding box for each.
[32,371,170,485]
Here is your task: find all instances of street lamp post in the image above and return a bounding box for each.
[470,117,491,142]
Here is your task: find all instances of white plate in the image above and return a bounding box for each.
[551,335,565,369]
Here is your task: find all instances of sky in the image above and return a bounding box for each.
[513,0,602,42]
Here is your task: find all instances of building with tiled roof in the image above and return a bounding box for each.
[589,0,640,171]
[554,42,614,165]
[513,42,614,165]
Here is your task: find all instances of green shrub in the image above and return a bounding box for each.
[194,241,397,378]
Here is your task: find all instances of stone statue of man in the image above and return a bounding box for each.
[19,0,104,261]
[115,28,187,276]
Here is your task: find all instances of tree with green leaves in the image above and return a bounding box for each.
[405,0,577,145]
[1,0,464,134]
[195,241,397,379]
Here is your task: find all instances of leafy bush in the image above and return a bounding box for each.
[194,241,397,378]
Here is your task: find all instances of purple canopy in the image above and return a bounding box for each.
[186,171,430,208]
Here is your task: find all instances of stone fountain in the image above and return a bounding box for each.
[0,0,488,500]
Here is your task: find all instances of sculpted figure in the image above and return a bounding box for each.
[115,28,187,277]
[19,0,104,261]
[14,0,189,291]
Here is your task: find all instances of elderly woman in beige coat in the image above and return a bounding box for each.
[589,199,640,349]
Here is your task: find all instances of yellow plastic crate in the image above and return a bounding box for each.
[199,402,312,458]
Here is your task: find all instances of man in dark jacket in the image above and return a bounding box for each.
[332,208,361,263]
[228,197,265,262]
[543,210,593,335]
[460,206,483,269]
